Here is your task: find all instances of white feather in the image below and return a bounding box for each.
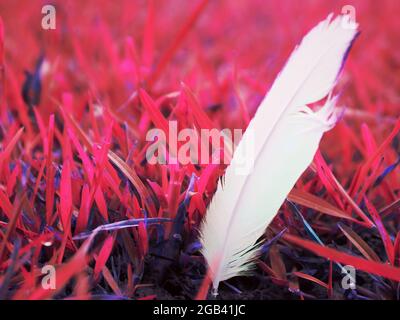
[199,14,358,293]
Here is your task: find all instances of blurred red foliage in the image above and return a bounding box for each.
[0,0,399,300]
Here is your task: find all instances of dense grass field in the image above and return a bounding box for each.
[0,0,399,300]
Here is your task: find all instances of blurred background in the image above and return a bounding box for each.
[0,1,398,176]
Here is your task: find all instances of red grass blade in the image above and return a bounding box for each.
[94,235,115,281]
[148,0,209,86]
[338,223,381,262]
[76,184,90,234]
[364,197,395,265]
[314,151,374,227]
[0,127,23,172]
[288,188,359,222]
[142,0,155,69]
[59,160,72,230]
[293,271,328,289]
[284,234,400,282]
[45,115,55,224]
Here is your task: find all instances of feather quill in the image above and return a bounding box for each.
[199,14,358,293]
